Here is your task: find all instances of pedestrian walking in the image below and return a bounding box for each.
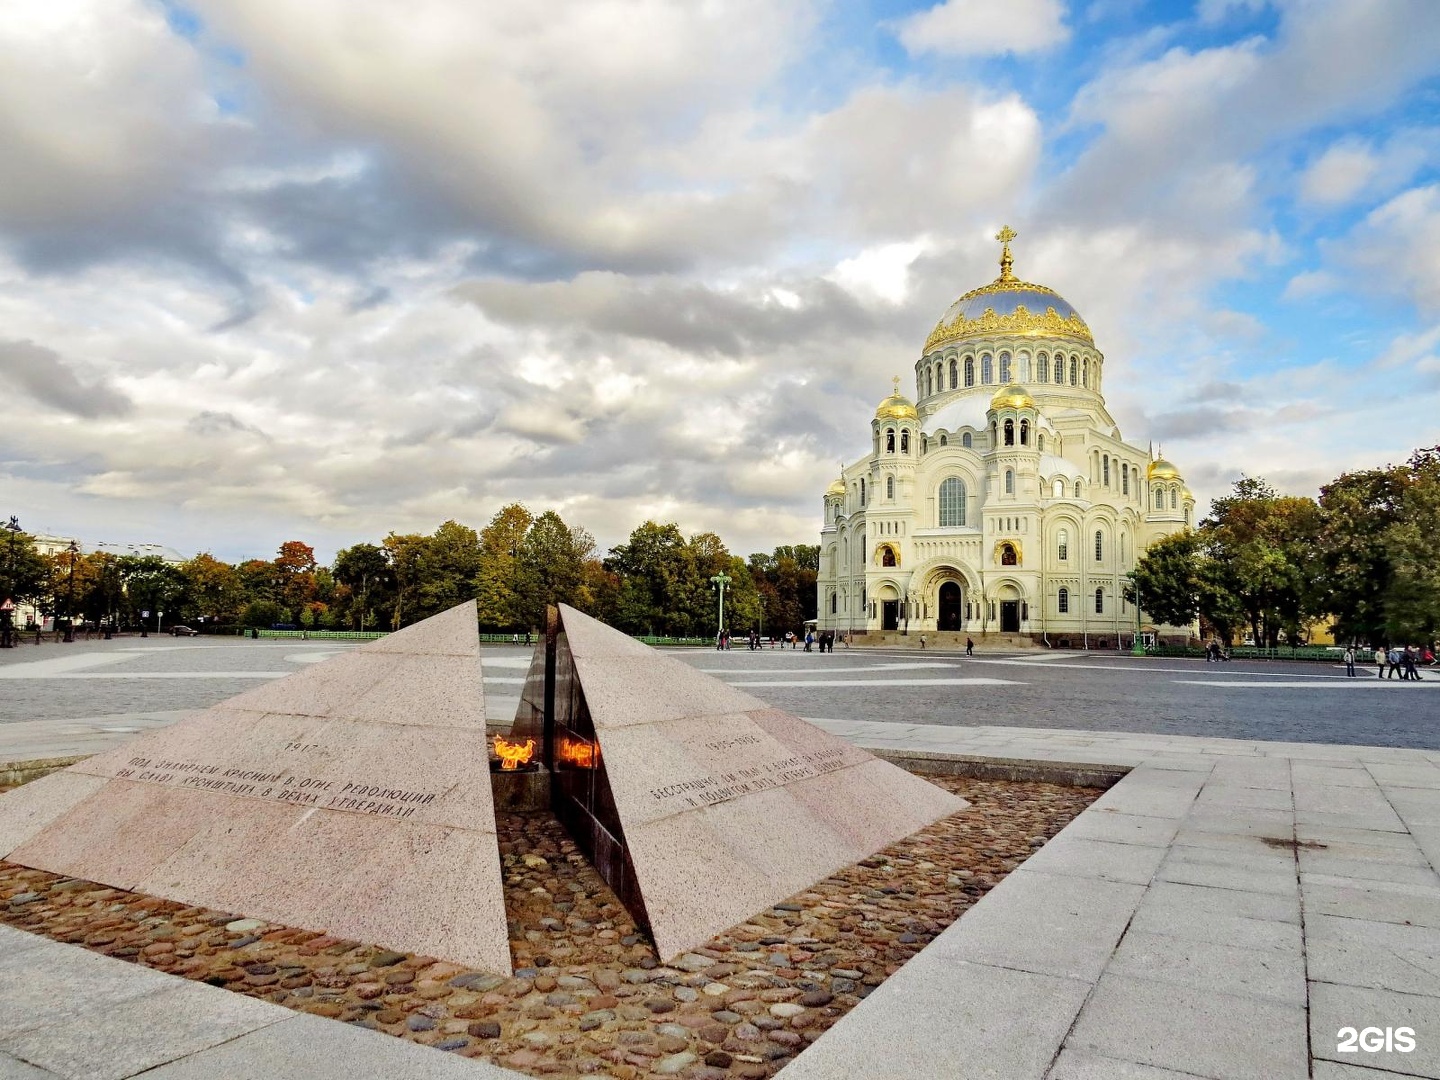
[1387,647,1403,679]
[1404,646,1421,681]
[1375,646,1386,678]
[1343,646,1356,677]
[965,637,974,656]
[919,634,927,650]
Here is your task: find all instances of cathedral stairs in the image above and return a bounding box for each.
[848,631,1042,650]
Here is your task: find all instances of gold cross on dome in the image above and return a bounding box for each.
[892,375,901,395]
[995,225,1017,281]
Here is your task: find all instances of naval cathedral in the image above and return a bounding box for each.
[817,228,1193,646]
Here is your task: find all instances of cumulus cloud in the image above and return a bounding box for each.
[0,340,134,419]
[0,0,214,228]
[895,0,1070,57]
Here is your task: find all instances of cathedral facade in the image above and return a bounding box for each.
[817,229,1194,645]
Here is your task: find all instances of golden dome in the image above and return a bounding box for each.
[826,478,846,497]
[924,227,1093,354]
[1147,458,1181,480]
[875,376,918,423]
[990,384,1034,411]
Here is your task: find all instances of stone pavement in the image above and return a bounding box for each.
[3,722,1439,1078]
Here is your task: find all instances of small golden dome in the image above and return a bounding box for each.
[1182,487,1194,502]
[990,384,1034,411]
[1147,458,1181,480]
[875,376,918,423]
[826,478,846,497]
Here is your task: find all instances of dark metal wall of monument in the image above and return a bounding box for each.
[546,619,652,934]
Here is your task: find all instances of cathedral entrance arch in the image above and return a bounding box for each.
[882,601,900,631]
[938,582,962,631]
[1000,601,1020,633]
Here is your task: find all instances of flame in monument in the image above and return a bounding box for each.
[492,735,536,770]
[558,736,596,769]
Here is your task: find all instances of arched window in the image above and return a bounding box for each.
[939,478,966,527]
[1001,543,1017,565]
[901,430,910,453]
[1122,464,1129,495]
[1171,487,1178,509]
[1020,419,1030,446]
[1095,530,1104,561]
[922,437,928,454]
[886,429,895,453]
[1038,433,1045,451]
[1057,529,1068,560]
[999,352,1012,383]
[1018,354,1030,381]
[1103,456,1110,486]
[949,359,958,389]
[1069,356,1078,385]
[860,478,866,506]
[1038,353,1049,382]
[1074,480,1082,498]
[1058,587,1069,614]
[886,475,895,500]
[1004,419,1015,446]
[1155,487,1164,510]
[964,357,975,387]
[1082,358,1089,388]
[1005,469,1014,494]
[961,432,972,448]
[982,355,993,383]
[1053,478,1065,498]
[991,420,998,444]
[926,370,933,397]
[940,434,948,446]
[1095,587,1104,614]
[1055,359,1064,384]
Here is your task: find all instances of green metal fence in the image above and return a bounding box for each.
[1145,644,1342,662]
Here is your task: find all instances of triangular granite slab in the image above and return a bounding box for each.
[519,604,968,961]
[0,601,511,973]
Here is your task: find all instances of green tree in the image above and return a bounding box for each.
[475,504,534,629]
[332,542,392,630]
[1201,477,1323,648]
[605,521,690,635]
[1124,530,1204,630]
[515,511,594,629]
[118,556,186,631]
[0,520,49,609]
[383,533,429,629]
[415,520,482,618]
[179,553,245,624]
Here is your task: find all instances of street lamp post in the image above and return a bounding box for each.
[62,540,78,642]
[1129,573,1145,655]
[710,572,731,646]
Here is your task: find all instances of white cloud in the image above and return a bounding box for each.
[0,0,214,227]
[830,241,931,305]
[895,0,1070,57]
[1299,141,1381,206]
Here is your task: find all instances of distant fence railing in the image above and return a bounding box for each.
[1145,644,1341,662]
[242,628,711,647]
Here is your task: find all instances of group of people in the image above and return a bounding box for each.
[1350,645,1433,679]
[716,629,847,652]
[1204,640,1231,662]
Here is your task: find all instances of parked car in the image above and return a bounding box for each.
[170,625,199,637]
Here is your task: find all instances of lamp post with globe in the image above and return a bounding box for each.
[710,572,731,647]
[62,540,79,642]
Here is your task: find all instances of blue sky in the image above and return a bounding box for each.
[0,0,1437,562]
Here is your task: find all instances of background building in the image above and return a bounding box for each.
[818,229,1194,647]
